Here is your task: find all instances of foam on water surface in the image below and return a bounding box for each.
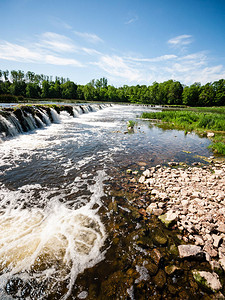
[0,171,107,299]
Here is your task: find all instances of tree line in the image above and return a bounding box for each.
[0,69,224,106]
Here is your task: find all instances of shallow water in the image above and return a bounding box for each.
[0,104,213,299]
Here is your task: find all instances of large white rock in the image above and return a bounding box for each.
[178,245,205,259]
[139,175,145,183]
[192,270,222,292]
[143,169,151,178]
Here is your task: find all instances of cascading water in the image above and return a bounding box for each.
[0,104,108,141]
[0,171,106,299]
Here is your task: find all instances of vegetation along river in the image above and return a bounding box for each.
[0,103,220,299]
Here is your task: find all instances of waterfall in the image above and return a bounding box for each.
[0,115,20,137]
[38,109,51,125]
[50,107,61,123]
[0,104,110,140]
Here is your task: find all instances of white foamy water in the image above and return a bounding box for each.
[0,171,106,299]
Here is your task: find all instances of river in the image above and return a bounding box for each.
[0,104,212,299]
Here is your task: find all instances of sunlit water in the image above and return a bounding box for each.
[0,104,212,299]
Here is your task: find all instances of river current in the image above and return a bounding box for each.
[0,104,212,299]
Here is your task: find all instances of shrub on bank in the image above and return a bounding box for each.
[0,94,18,103]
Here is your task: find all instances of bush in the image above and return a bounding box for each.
[0,94,18,103]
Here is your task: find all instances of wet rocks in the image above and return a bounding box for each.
[178,245,205,260]
[158,211,178,228]
[153,269,167,289]
[192,270,222,292]
[153,229,168,246]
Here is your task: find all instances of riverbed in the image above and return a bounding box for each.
[0,104,217,299]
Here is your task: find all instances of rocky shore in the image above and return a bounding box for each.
[133,158,225,294]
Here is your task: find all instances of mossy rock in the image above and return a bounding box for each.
[192,270,222,293]
[158,212,178,228]
[169,244,179,256]
[145,261,158,276]
[153,269,167,289]
[153,229,168,246]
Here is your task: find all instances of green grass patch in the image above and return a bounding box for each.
[141,109,225,155]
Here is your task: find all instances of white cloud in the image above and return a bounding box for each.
[73,31,103,44]
[168,35,193,47]
[126,54,177,63]
[0,40,83,67]
[93,55,142,82]
[125,15,139,25]
[38,32,76,53]
[81,47,101,56]
[45,55,83,67]
[0,41,42,62]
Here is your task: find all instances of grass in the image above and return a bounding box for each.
[141,109,225,155]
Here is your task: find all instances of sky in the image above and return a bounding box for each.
[0,0,225,86]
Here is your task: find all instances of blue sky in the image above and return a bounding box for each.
[0,0,225,86]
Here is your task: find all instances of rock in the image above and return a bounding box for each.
[210,260,223,273]
[217,224,225,233]
[152,208,163,216]
[169,244,179,256]
[144,178,155,185]
[143,169,151,177]
[203,243,218,258]
[207,132,215,138]
[178,245,205,260]
[138,162,147,167]
[168,162,178,167]
[145,261,158,276]
[151,189,158,195]
[138,176,146,184]
[158,202,165,208]
[192,270,222,292]
[150,249,162,266]
[158,211,178,228]
[181,200,189,207]
[146,203,158,214]
[212,234,223,248]
[158,192,169,200]
[153,229,168,246]
[194,235,204,246]
[153,270,167,289]
[165,265,181,276]
[219,258,225,271]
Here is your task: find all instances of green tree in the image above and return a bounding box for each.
[83,82,97,101]
[213,79,225,106]
[26,83,41,98]
[182,83,201,106]
[61,81,77,99]
[41,80,51,98]
[76,85,84,100]
[167,81,183,105]
[10,81,26,96]
[199,83,215,106]
[3,70,9,81]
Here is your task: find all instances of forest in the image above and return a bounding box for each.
[0,69,225,106]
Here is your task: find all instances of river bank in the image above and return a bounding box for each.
[110,157,225,298]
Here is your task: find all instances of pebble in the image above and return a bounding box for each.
[138,159,225,265]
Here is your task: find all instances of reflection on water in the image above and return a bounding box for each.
[0,104,212,298]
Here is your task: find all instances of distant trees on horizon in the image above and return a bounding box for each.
[0,69,224,106]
